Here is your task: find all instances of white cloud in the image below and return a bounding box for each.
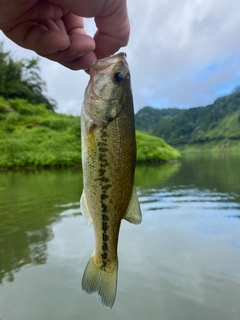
[1,0,240,114]
[125,0,240,110]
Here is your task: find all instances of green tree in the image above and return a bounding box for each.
[0,42,56,111]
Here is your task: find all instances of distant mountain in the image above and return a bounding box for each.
[135,91,240,146]
[135,106,182,134]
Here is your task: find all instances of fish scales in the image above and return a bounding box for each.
[80,53,142,308]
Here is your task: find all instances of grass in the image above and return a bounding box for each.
[0,97,181,168]
[136,131,181,162]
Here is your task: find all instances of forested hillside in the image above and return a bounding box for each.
[135,106,181,134]
[135,91,240,146]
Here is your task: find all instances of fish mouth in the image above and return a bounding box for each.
[86,52,129,104]
[90,52,127,75]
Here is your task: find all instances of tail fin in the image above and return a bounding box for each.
[82,256,118,308]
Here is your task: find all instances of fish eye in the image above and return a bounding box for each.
[113,72,124,84]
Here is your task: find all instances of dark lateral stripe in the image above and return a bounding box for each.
[99,126,110,270]
[102,221,108,232]
[102,242,108,251]
[101,203,107,212]
[101,252,107,259]
[101,194,109,200]
[102,233,109,241]
[98,168,106,176]
[102,214,109,221]
[101,260,107,268]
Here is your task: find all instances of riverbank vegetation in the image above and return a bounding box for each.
[0,97,181,169]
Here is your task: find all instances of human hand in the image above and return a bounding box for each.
[0,0,130,70]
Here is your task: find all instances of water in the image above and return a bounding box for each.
[0,153,240,320]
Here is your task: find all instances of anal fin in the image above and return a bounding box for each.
[123,186,142,224]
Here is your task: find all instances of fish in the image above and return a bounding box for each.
[80,52,142,308]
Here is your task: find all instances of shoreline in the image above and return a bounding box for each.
[0,159,181,171]
[0,163,82,171]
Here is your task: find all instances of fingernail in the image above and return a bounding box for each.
[83,61,96,71]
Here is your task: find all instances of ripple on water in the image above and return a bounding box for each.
[138,187,240,219]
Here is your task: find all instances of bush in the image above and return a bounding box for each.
[136,131,181,163]
[0,96,180,168]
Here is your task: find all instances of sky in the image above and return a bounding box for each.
[1,0,240,115]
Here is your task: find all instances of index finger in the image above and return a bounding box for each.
[49,0,130,58]
[94,0,130,58]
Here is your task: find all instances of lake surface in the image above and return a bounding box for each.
[0,153,240,320]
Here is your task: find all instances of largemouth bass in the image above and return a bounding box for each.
[80,52,142,308]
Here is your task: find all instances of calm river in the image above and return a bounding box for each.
[0,153,240,320]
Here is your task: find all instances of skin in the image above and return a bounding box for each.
[0,0,130,70]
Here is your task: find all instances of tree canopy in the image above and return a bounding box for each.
[0,42,56,111]
[135,92,240,145]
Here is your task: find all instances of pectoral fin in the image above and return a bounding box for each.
[80,190,92,225]
[123,186,142,224]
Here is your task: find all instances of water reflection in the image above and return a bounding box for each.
[0,163,181,285]
[0,169,83,283]
[135,162,181,188]
[0,226,52,283]
[0,154,240,320]
[168,153,240,195]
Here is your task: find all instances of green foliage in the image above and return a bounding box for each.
[0,97,81,168]
[0,126,81,168]
[0,42,56,111]
[135,106,181,134]
[0,97,179,168]
[135,91,240,146]
[136,131,181,163]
